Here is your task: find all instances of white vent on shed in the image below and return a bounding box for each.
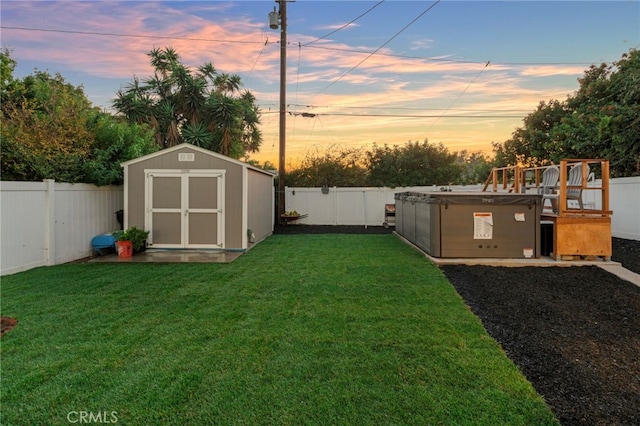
[178,153,195,162]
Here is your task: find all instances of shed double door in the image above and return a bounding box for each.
[145,170,225,248]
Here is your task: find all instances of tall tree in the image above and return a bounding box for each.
[1,69,95,182]
[1,49,156,185]
[113,47,262,158]
[366,140,461,187]
[1,47,17,97]
[493,49,639,177]
[554,50,640,176]
[455,150,494,185]
[286,145,368,187]
[83,113,158,185]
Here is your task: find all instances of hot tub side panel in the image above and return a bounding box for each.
[398,194,416,244]
[439,202,540,258]
[415,200,440,257]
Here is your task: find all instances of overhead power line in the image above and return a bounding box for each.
[303,44,599,66]
[285,103,532,112]
[2,25,607,66]
[429,60,491,128]
[304,0,386,46]
[262,110,522,118]
[0,25,264,44]
[305,44,488,64]
[315,0,442,95]
[307,113,521,118]
[245,38,270,81]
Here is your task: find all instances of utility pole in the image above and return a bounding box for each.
[269,1,288,223]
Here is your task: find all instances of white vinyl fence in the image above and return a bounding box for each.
[1,180,123,276]
[605,177,640,241]
[1,178,637,275]
[284,185,484,227]
[285,178,640,240]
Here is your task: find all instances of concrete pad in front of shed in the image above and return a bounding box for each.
[90,249,243,264]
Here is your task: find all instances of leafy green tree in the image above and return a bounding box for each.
[1,68,95,182]
[243,157,277,172]
[83,113,158,185]
[553,50,640,176]
[113,47,262,158]
[286,145,368,187]
[366,140,460,187]
[1,49,156,185]
[493,49,639,177]
[1,47,17,97]
[455,150,494,185]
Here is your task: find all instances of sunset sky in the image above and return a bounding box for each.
[2,0,638,167]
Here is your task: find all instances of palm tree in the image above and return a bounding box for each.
[112,47,262,156]
[213,73,242,94]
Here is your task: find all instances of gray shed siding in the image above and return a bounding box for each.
[123,144,273,250]
[247,169,275,245]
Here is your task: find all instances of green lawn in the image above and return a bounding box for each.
[0,234,558,425]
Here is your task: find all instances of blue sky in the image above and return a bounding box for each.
[2,1,638,165]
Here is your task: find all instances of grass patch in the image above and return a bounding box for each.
[1,234,558,425]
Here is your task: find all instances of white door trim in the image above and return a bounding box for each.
[144,169,225,248]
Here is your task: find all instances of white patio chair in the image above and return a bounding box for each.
[538,166,559,195]
[566,163,590,209]
[539,166,559,211]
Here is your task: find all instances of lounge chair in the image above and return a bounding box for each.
[538,166,559,194]
[538,166,559,211]
[566,163,590,209]
[542,163,590,212]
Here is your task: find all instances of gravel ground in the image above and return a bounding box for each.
[276,226,640,425]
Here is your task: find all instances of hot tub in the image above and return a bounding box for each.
[394,192,542,258]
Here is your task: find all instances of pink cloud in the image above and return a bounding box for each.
[2,1,272,80]
[1,1,593,167]
[519,65,587,77]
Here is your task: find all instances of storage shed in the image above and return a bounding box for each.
[121,143,275,251]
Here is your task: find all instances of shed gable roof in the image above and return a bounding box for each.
[121,143,275,177]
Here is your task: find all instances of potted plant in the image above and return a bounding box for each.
[125,226,150,253]
[282,210,300,219]
[114,226,149,258]
[114,231,133,258]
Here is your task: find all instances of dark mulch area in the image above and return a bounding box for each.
[612,237,640,275]
[441,265,640,426]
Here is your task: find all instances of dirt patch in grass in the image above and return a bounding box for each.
[1,317,17,337]
[441,264,640,426]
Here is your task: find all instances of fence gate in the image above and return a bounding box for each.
[145,170,225,248]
